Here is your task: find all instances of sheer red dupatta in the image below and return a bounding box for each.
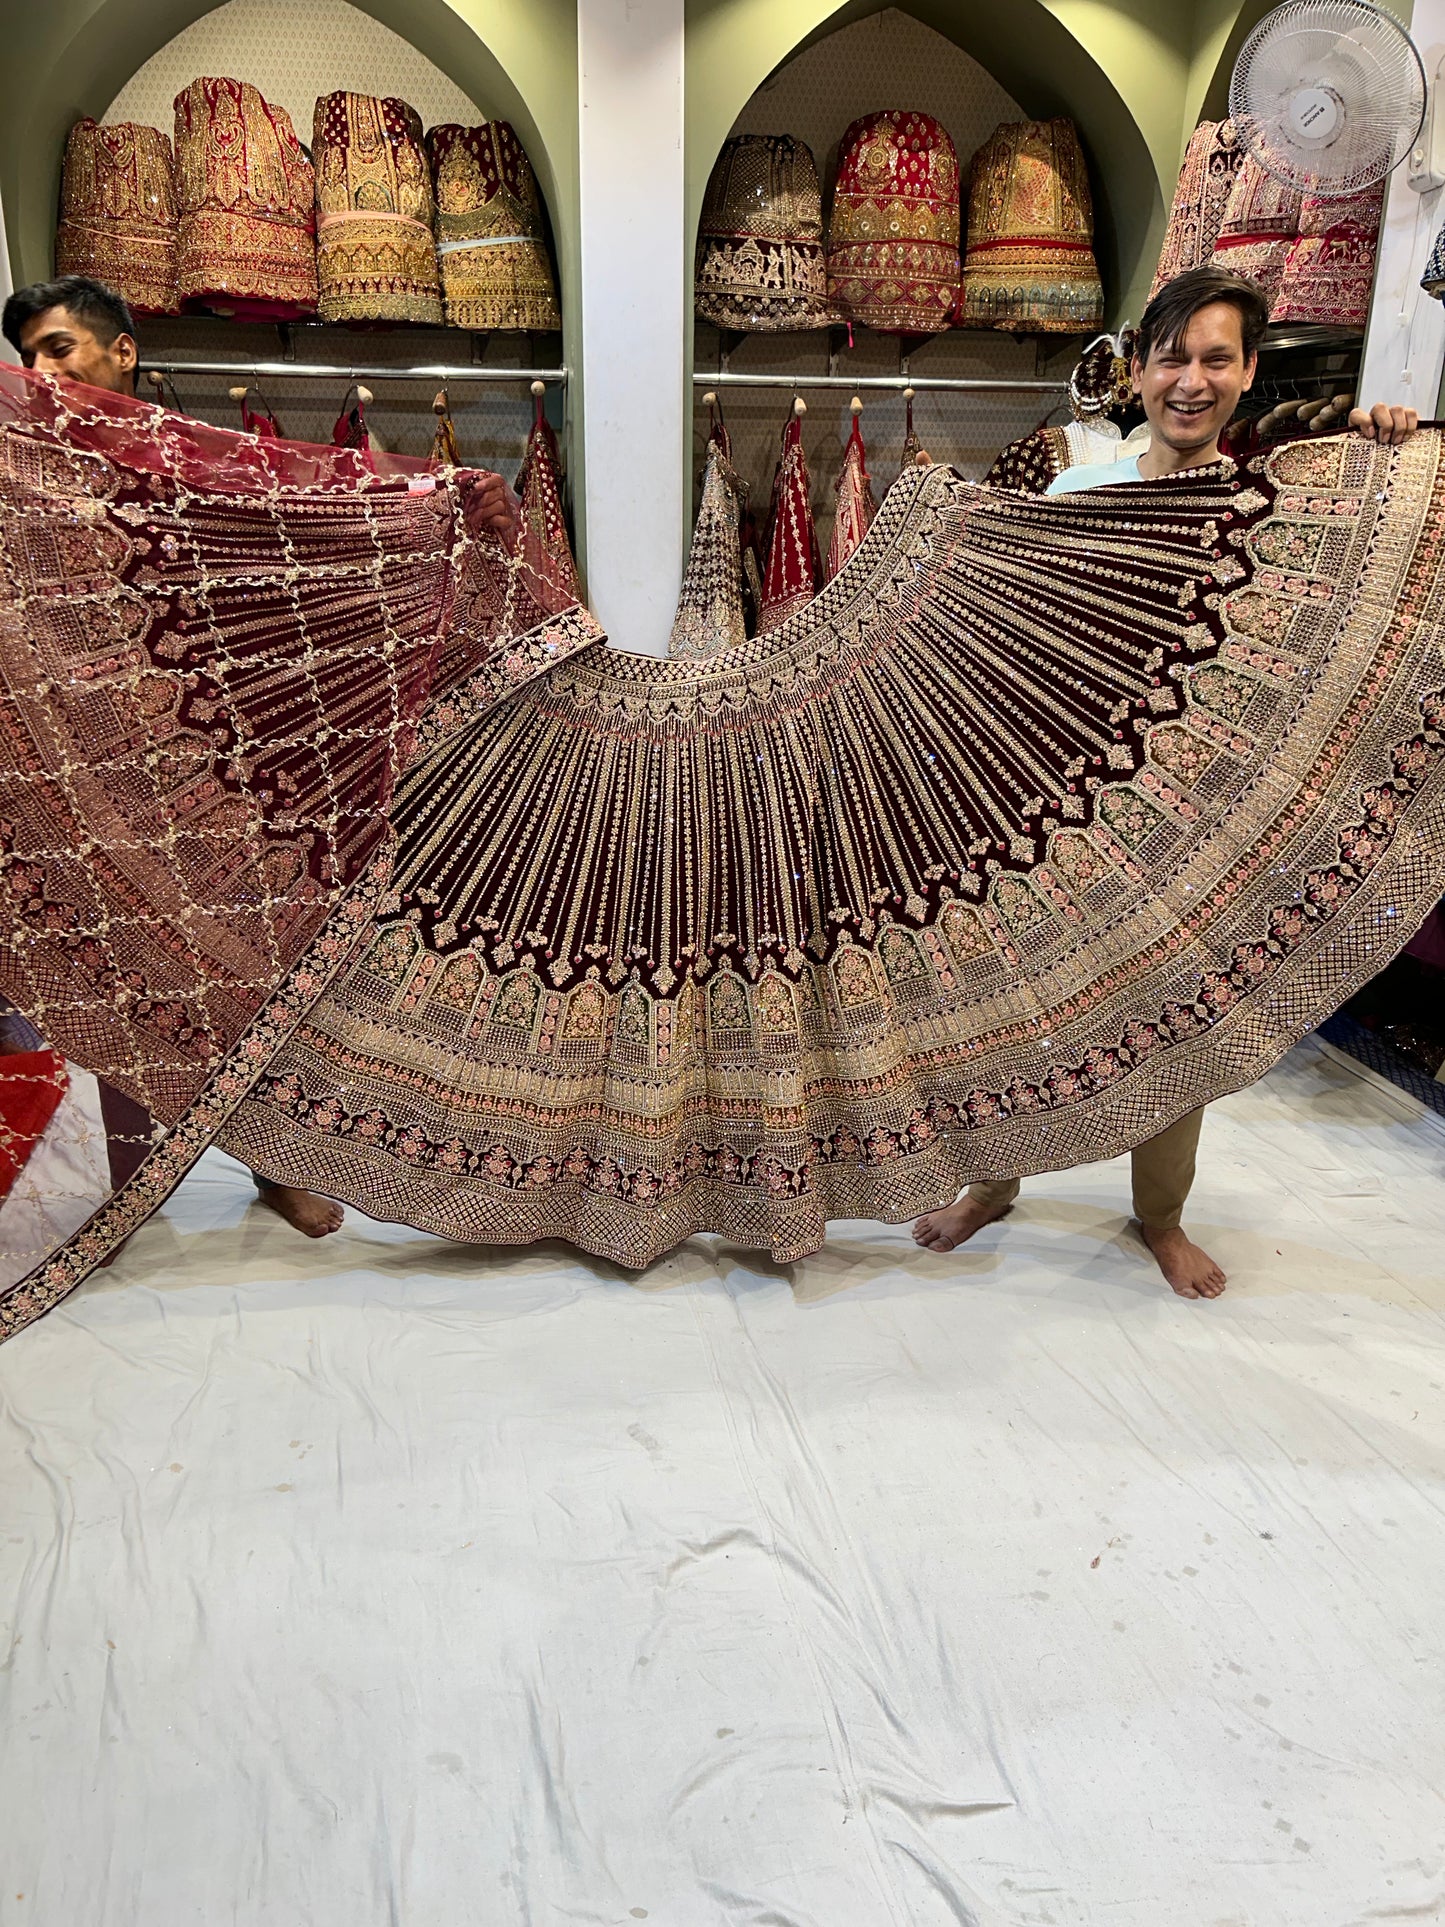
[0,365,598,1338]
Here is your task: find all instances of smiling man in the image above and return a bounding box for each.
[914,264,1418,1300]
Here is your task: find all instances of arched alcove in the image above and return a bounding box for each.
[687,0,1174,327]
[0,0,578,336]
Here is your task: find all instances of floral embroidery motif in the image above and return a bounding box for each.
[1097,786,1166,850]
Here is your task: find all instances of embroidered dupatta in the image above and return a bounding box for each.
[0,366,597,1339]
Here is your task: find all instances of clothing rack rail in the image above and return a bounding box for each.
[693,372,1065,394]
[139,361,569,384]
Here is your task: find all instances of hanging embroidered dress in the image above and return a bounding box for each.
[516,388,581,603]
[428,121,561,332]
[314,93,444,326]
[5,386,1445,1326]
[173,78,317,321]
[825,415,877,580]
[669,420,749,658]
[757,411,822,632]
[55,119,181,317]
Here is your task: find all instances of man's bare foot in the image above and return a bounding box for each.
[912,1196,1012,1253]
[1139,1222,1226,1300]
[253,1178,344,1239]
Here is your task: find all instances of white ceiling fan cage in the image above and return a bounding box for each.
[1229,0,1427,197]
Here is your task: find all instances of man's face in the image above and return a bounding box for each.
[1131,300,1256,459]
[17,306,138,395]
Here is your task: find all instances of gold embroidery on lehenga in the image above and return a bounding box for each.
[196,433,1445,1270]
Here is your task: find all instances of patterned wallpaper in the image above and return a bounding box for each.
[106,0,483,144]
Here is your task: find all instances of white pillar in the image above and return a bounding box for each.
[577,0,686,657]
[1359,0,1445,408]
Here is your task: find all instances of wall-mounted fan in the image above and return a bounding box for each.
[1229,0,1426,197]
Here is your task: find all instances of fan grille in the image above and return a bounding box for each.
[1229,0,1425,195]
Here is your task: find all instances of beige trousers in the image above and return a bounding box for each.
[966,1106,1205,1232]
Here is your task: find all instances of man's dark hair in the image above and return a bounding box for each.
[1136,265,1269,367]
[2,275,137,354]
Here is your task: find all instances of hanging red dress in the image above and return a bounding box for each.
[516,388,581,603]
[826,415,877,582]
[757,411,821,633]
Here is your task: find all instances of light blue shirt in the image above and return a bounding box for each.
[1044,452,1145,495]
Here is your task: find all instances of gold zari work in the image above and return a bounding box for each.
[959,118,1104,333]
[429,122,560,332]
[56,119,180,317]
[695,135,839,332]
[217,434,1445,1268]
[173,77,317,320]
[315,93,444,325]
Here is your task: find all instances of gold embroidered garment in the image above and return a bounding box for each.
[211,433,1445,1269]
[959,118,1103,333]
[56,119,180,317]
[428,122,560,332]
[173,78,317,321]
[1149,119,1242,300]
[0,366,597,1342]
[695,136,840,332]
[826,112,960,337]
[315,93,444,326]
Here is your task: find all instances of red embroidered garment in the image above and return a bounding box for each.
[56,119,181,317]
[826,416,877,581]
[827,112,960,337]
[173,77,317,321]
[516,389,580,604]
[1271,184,1385,329]
[1150,119,1243,300]
[216,435,1445,1270]
[758,411,821,633]
[1210,153,1302,307]
[0,365,598,1339]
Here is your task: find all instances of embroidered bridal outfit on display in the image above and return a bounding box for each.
[428,121,561,332]
[694,135,840,332]
[825,111,961,337]
[55,119,181,317]
[314,92,444,325]
[172,77,317,321]
[958,118,1104,332]
[4,375,1445,1329]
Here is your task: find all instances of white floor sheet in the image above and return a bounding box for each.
[2,1036,1443,1927]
